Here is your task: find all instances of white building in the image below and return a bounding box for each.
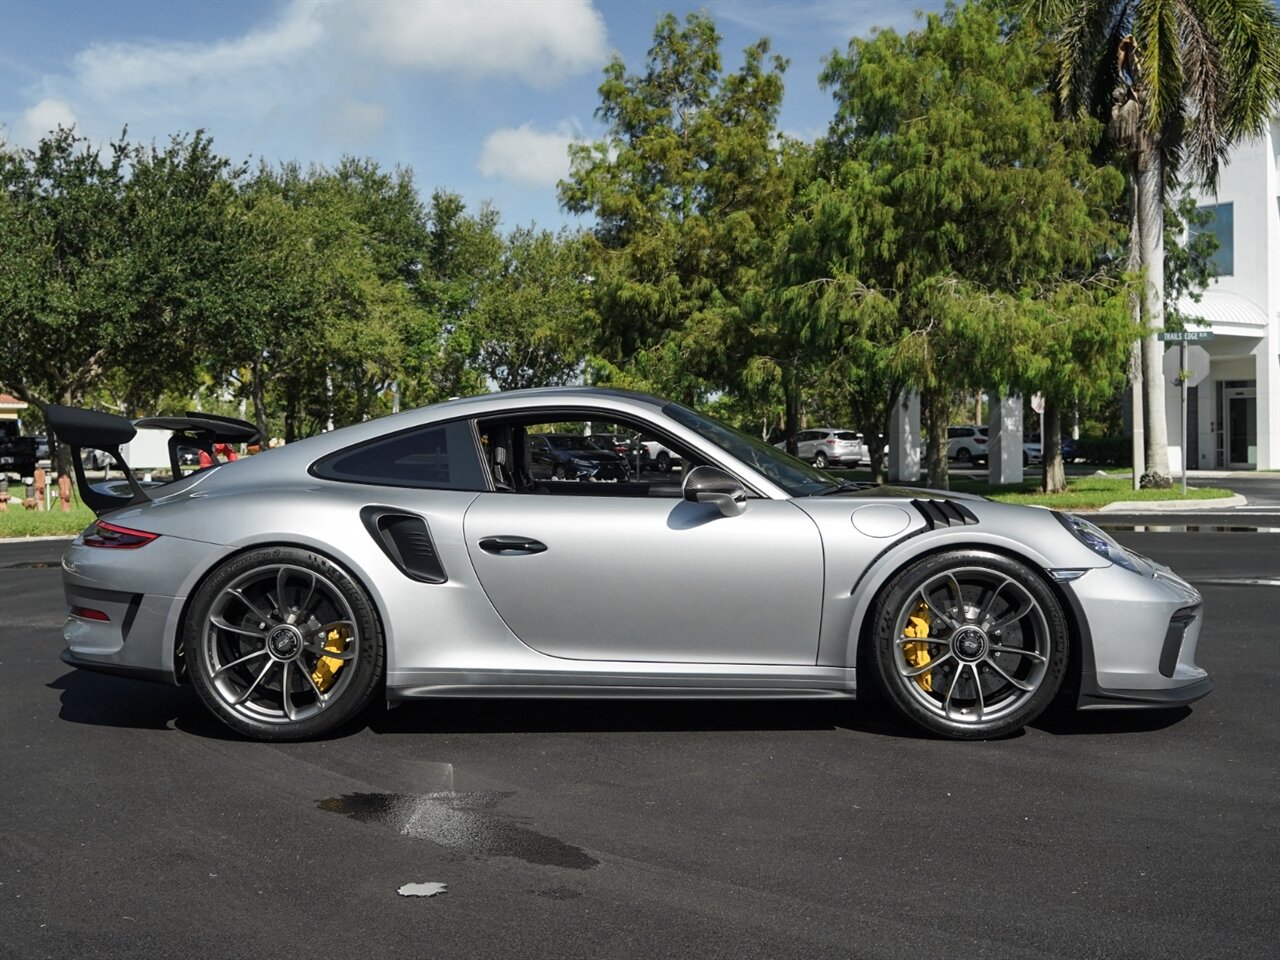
[1172,110,1279,471]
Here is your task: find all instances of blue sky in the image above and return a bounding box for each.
[0,0,947,231]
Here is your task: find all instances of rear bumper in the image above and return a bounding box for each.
[60,647,177,685]
[60,534,232,684]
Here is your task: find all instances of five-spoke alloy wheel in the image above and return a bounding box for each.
[870,551,1068,739]
[186,547,384,740]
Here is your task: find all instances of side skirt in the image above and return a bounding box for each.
[388,665,857,701]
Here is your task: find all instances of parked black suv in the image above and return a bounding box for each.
[0,420,38,478]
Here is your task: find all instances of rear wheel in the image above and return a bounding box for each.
[869,551,1067,739]
[955,447,971,463]
[656,451,671,473]
[185,546,384,741]
[813,451,829,469]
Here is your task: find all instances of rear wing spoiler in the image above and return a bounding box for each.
[45,405,260,516]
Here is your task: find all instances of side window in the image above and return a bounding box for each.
[478,415,702,498]
[313,420,486,490]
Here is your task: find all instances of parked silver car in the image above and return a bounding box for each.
[47,389,1211,743]
[775,428,869,469]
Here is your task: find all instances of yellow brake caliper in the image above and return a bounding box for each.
[310,626,349,693]
[902,602,934,692]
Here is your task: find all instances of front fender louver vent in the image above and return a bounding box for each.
[911,499,979,529]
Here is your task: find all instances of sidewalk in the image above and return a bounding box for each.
[1096,493,1247,513]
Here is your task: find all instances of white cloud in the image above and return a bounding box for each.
[349,0,608,86]
[17,98,77,145]
[7,1,609,159]
[711,1,930,43]
[71,3,324,97]
[478,122,579,186]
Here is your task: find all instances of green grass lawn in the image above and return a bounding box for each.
[0,499,94,538]
[829,469,1234,511]
[948,475,1234,510]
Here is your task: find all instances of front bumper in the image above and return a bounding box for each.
[1062,563,1212,709]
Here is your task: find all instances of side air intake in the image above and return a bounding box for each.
[360,507,447,584]
[911,499,979,529]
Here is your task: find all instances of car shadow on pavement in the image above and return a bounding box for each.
[53,670,1076,742]
[1031,706,1193,736]
[48,669,239,739]
[367,697,943,741]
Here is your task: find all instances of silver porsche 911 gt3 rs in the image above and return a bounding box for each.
[47,388,1211,741]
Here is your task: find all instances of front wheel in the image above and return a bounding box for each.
[868,551,1068,739]
[185,546,384,741]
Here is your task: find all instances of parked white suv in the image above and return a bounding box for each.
[774,428,868,469]
[959,426,1042,467]
[947,425,989,464]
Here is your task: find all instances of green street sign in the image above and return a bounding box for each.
[1158,330,1215,341]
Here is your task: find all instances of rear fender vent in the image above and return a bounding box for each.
[360,506,447,584]
[911,499,979,529]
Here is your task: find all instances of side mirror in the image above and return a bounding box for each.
[682,465,747,517]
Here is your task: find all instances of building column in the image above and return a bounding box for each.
[888,392,921,482]
[987,392,1024,485]
[1256,337,1279,469]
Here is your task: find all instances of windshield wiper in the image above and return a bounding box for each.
[813,479,877,496]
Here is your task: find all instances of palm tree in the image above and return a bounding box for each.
[1031,0,1280,482]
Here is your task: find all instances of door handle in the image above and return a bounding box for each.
[478,536,548,555]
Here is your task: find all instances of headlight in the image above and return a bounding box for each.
[1054,513,1141,575]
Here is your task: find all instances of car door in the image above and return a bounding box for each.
[463,492,824,665]
[795,431,815,461]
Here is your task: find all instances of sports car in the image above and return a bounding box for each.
[47,388,1211,742]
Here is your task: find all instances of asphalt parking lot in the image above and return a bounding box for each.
[1,530,1276,960]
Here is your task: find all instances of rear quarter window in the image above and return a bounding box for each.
[312,420,486,490]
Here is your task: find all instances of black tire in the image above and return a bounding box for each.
[813,451,829,469]
[185,546,384,741]
[656,451,671,473]
[868,550,1068,739]
[955,447,971,463]
[552,464,567,479]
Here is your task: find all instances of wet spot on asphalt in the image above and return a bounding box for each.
[317,792,598,870]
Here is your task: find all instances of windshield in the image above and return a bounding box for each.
[662,402,835,497]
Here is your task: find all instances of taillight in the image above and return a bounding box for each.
[826,438,836,446]
[82,520,159,548]
[71,606,110,621]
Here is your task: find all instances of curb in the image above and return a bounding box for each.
[1097,494,1248,513]
[0,534,77,544]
